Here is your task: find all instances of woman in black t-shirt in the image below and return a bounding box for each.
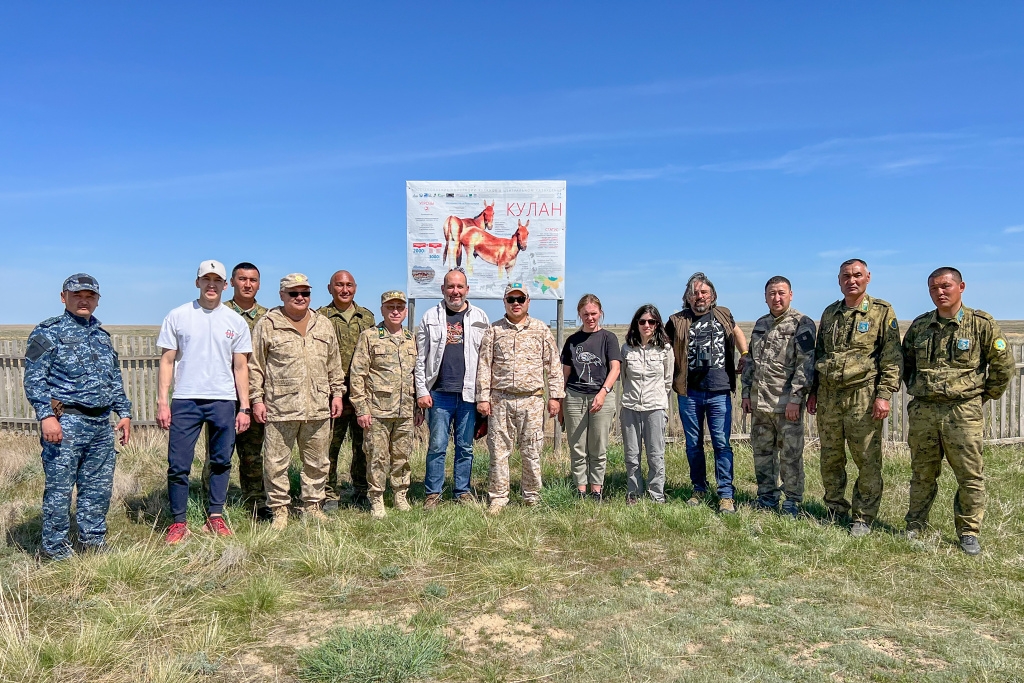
[560,294,621,502]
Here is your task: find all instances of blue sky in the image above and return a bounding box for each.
[2,2,1022,325]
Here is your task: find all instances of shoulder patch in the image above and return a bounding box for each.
[796,330,815,353]
[25,335,55,362]
[857,321,870,333]
[889,318,898,331]
[994,338,1007,352]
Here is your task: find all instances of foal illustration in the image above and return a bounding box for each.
[457,219,529,278]
[443,201,494,268]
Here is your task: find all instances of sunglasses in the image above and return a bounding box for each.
[505,295,527,304]
[638,319,658,326]
[286,291,312,298]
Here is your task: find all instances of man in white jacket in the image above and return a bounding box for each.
[415,269,490,509]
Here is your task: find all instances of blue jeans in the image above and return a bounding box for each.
[424,391,476,497]
[678,390,735,499]
[167,399,236,523]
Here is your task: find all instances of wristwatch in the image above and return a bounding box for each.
[602,386,612,394]
[239,408,253,415]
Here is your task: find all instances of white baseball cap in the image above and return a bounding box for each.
[197,260,228,281]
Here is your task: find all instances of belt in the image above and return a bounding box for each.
[62,404,112,418]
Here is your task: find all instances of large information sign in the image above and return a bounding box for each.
[406,180,566,300]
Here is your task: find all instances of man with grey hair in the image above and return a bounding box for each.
[665,272,749,514]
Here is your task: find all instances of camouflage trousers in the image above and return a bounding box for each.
[906,397,985,536]
[750,409,805,504]
[816,383,884,523]
[203,417,266,511]
[326,402,367,500]
[364,417,413,497]
[263,419,330,509]
[39,413,116,559]
[487,393,545,507]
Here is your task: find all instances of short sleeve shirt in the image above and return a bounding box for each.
[687,311,732,393]
[157,301,252,400]
[561,329,622,395]
[434,306,467,393]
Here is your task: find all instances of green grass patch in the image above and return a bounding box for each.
[297,625,446,683]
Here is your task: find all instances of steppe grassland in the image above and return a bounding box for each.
[1,428,1023,682]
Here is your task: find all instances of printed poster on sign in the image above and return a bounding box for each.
[406,180,566,300]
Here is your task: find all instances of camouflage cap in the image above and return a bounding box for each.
[381,290,407,304]
[62,273,100,295]
[503,282,529,298]
[280,273,311,290]
[197,260,227,281]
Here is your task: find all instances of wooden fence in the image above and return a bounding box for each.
[2,336,1023,444]
[0,336,163,430]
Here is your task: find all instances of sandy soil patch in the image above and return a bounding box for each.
[731,594,770,608]
[448,612,567,655]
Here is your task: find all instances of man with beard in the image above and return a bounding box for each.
[665,272,749,514]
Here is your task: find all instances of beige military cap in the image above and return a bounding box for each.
[280,273,311,290]
[381,290,407,304]
[503,282,529,298]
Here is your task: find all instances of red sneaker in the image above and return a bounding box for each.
[202,515,234,537]
[165,522,191,545]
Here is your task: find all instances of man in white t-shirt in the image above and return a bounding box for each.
[157,260,253,544]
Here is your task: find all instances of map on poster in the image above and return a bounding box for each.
[406,180,566,300]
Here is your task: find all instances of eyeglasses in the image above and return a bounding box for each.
[638,319,658,326]
[286,291,312,298]
[505,296,527,304]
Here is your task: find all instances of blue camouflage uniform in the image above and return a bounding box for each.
[23,274,131,559]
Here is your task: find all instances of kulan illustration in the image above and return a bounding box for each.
[457,219,529,278]
[443,201,494,268]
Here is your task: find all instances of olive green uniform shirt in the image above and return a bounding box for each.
[225,299,268,334]
[811,294,902,400]
[902,305,1014,403]
[316,302,376,392]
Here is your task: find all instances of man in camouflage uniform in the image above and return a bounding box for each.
[24,274,132,560]
[250,273,345,529]
[202,261,269,517]
[476,283,564,515]
[316,270,376,509]
[741,276,816,517]
[349,290,421,519]
[902,267,1014,555]
[807,259,902,536]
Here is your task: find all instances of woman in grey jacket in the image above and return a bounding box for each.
[620,305,674,503]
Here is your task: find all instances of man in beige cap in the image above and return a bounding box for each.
[250,273,345,529]
[349,290,422,519]
[476,283,564,515]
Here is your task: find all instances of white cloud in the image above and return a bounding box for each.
[702,132,1024,176]
[1003,225,1024,234]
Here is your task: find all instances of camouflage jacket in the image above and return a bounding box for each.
[349,324,418,419]
[316,301,376,378]
[742,307,816,412]
[225,299,268,334]
[811,294,903,400]
[23,311,132,420]
[476,316,565,402]
[249,308,346,421]
[902,305,1014,403]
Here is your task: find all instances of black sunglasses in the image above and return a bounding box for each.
[286,291,312,298]
[505,295,527,304]
[638,319,658,326]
